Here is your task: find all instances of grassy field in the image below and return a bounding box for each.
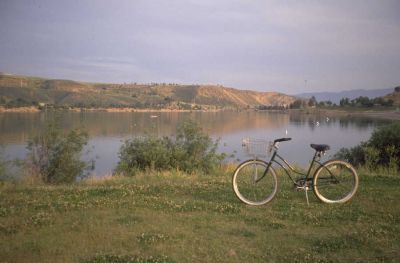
[1,169,399,262]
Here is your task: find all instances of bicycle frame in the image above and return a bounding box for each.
[234,139,359,206]
[257,144,325,186]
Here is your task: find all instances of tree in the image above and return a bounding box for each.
[308,96,317,107]
[339,97,350,107]
[372,97,385,105]
[290,99,304,109]
[355,96,373,107]
[27,119,92,184]
[384,99,394,107]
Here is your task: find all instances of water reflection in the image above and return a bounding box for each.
[0,111,389,176]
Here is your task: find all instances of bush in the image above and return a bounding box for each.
[115,120,224,175]
[369,122,400,165]
[336,122,400,170]
[116,136,173,174]
[27,120,92,184]
[335,143,367,166]
[172,120,223,172]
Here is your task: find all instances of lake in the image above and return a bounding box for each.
[0,110,390,176]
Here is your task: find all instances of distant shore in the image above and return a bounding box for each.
[0,106,222,113]
[344,110,400,121]
[304,108,400,121]
[1,106,399,120]
[0,106,41,113]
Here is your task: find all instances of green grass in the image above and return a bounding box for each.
[1,170,399,262]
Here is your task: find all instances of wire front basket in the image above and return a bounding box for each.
[242,138,273,159]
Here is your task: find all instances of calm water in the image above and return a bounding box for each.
[0,111,390,176]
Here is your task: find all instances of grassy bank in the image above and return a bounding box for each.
[1,169,399,262]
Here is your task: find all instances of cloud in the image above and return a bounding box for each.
[0,0,399,93]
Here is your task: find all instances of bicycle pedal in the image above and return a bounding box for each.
[294,183,302,189]
[295,186,306,191]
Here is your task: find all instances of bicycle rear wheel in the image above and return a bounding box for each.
[232,160,278,206]
[313,160,358,204]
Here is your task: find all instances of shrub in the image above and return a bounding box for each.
[363,146,380,170]
[369,122,400,165]
[335,122,400,170]
[115,120,224,175]
[26,120,92,184]
[172,120,223,172]
[335,143,367,166]
[116,136,173,175]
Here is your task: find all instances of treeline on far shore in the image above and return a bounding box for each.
[274,86,399,110]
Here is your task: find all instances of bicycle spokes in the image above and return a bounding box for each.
[233,160,278,205]
[252,163,259,183]
[313,161,358,203]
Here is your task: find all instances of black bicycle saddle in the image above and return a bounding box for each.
[310,144,330,152]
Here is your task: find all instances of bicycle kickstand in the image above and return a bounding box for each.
[305,187,310,206]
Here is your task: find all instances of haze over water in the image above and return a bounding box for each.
[0,111,389,176]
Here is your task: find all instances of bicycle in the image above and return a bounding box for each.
[232,137,359,206]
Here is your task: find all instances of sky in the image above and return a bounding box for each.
[0,0,399,94]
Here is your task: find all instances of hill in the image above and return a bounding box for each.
[0,74,297,110]
[384,87,400,106]
[295,88,394,104]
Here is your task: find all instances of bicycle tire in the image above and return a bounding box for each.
[313,160,359,204]
[232,160,278,206]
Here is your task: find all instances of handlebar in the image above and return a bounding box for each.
[269,138,292,153]
[273,138,292,143]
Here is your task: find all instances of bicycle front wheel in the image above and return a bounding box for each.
[313,160,359,204]
[232,160,278,206]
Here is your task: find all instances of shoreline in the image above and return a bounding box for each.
[0,106,41,113]
[0,106,224,113]
[303,108,400,121]
[1,106,399,120]
[341,110,400,121]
